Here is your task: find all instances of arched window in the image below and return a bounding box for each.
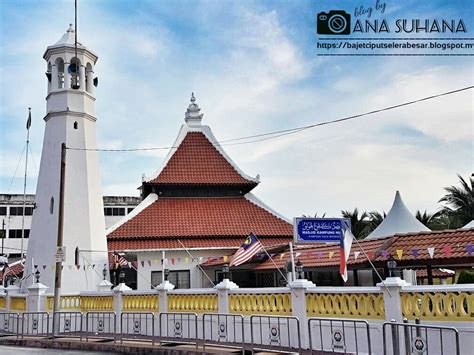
[73,121,78,129]
[50,197,54,214]
[55,58,65,89]
[86,63,93,93]
[69,57,81,89]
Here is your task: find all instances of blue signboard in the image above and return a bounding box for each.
[294,218,351,243]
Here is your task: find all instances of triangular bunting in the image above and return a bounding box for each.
[279,253,285,260]
[381,250,389,258]
[43,265,47,270]
[328,251,335,259]
[396,249,403,260]
[198,257,203,263]
[147,260,152,267]
[427,247,435,259]
[354,251,360,260]
[443,245,452,257]
[185,257,189,264]
[223,255,228,262]
[412,248,419,258]
[141,261,145,267]
[467,243,473,255]
[367,251,375,260]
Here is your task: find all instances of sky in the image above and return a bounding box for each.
[0,0,472,219]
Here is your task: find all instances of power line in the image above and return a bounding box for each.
[65,85,473,152]
[6,142,27,193]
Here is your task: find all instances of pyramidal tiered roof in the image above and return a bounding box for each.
[107,94,292,250]
[366,191,430,240]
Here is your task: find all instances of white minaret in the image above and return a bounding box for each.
[24,25,108,292]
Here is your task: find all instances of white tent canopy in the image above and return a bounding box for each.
[366,191,430,240]
[462,220,474,229]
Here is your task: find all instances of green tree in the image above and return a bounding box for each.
[415,210,436,228]
[341,208,369,239]
[439,174,474,228]
[364,211,386,236]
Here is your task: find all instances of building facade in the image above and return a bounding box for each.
[0,194,140,262]
[107,94,293,289]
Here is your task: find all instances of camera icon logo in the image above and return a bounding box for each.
[317,10,351,35]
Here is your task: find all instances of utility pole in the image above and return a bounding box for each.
[52,143,66,335]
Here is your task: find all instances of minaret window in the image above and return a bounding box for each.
[73,121,78,129]
[55,58,65,89]
[49,197,54,214]
[86,63,93,93]
[69,57,81,90]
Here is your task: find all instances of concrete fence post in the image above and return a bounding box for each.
[27,282,48,312]
[377,277,410,322]
[113,282,131,332]
[289,279,315,350]
[5,284,21,311]
[215,279,239,313]
[155,280,175,313]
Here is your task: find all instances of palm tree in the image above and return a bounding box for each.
[364,211,386,236]
[415,210,435,228]
[341,208,369,239]
[439,174,474,227]
[302,212,326,218]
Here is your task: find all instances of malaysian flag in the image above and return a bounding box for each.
[230,233,262,267]
[114,253,129,268]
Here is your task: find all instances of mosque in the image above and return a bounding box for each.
[13,25,473,293]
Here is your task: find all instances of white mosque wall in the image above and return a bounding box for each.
[136,249,231,290]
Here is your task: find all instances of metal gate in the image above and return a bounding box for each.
[158,312,198,348]
[84,312,116,342]
[202,313,245,352]
[308,317,372,354]
[52,312,83,338]
[120,312,154,344]
[250,315,301,352]
[382,321,460,355]
[0,312,19,336]
[18,312,50,338]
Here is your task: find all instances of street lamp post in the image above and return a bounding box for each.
[387,256,397,277]
[295,260,304,280]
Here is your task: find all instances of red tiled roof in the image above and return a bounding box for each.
[416,269,454,278]
[148,132,257,185]
[108,237,291,251]
[253,238,388,270]
[374,229,474,262]
[108,197,292,240]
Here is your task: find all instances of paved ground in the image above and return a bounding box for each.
[0,336,250,354]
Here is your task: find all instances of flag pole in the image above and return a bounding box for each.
[20,108,32,268]
[177,239,215,287]
[352,236,391,297]
[251,235,297,296]
[161,250,165,284]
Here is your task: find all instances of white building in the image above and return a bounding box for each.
[23,25,110,292]
[0,194,140,261]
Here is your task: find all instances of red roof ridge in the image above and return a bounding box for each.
[106,193,158,235]
[144,124,260,185]
[244,192,292,224]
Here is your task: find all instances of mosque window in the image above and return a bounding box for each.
[50,197,54,214]
[74,121,78,129]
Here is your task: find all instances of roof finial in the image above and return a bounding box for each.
[185,92,203,125]
[67,23,75,33]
